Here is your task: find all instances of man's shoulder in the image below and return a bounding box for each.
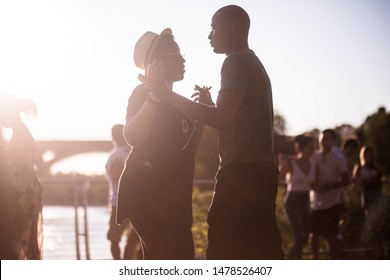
[222,50,262,76]
[329,149,348,171]
[226,49,257,61]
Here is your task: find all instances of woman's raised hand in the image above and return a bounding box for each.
[138,60,170,99]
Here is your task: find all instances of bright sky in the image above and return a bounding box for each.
[1,0,390,142]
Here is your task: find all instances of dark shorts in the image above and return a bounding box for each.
[310,204,343,234]
[206,161,284,260]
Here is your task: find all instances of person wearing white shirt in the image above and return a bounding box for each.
[280,134,315,259]
[106,124,139,259]
[310,129,349,259]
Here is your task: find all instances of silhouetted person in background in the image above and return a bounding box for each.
[310,129,349,259]
[139,5,284,259]
[354,146,387,258]
[105,124,139,259]
[338,138,361,244]
[280,135,315,259]
[342,138,361,179]
[117,28,210,259]
[0,127,17,259]
[0,94,43,259]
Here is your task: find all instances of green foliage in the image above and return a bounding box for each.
[356,107,390,174]
[274,111,288,136]
[191,186,213,258]
[275,186,294,254]
[195,125,219,178]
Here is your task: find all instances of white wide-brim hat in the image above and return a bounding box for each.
[134,28,172,70]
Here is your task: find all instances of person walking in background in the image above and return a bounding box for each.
[139,5,284,259]
[0,94,43,259]
[310,129,349,259]
[105,124,139,260]
[117,28,210,259]
[280,135,315,259]
[354,146,387,258]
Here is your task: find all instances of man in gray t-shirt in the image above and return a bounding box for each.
[218,49,275,169]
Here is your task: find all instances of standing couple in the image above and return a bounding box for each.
[116,5,284,260]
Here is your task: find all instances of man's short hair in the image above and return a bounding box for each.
[322,129,337,141]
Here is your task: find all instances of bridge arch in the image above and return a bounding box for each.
[36,140,113,177]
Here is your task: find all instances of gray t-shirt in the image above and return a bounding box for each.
[217,49,276,169]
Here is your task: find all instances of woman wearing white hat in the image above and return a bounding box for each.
[117,28,211,259]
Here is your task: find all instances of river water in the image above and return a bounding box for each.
[42,206,115,260]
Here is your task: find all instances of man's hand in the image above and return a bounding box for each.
[192,85,214,106]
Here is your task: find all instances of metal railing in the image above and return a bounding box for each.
[73,180,91,260]
[42,177,92,260]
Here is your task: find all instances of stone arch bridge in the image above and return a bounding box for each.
[36,140,113,177]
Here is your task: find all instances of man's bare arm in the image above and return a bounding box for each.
[139,73,243,129]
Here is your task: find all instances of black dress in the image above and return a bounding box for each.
[117,85,197,260]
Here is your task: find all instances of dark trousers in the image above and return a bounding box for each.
[137,220,194,260]
[284,191,310,259]
[206,161,285,260]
